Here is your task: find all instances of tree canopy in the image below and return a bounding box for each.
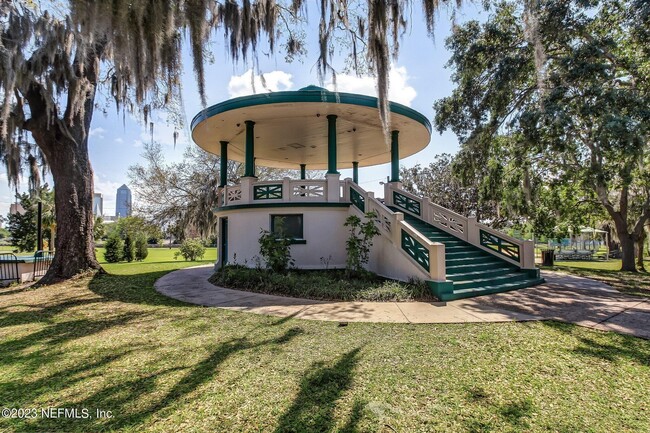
[434,0,650,270]
[400,153,504,226]
[0,0,455,283]
[127,143,294,239]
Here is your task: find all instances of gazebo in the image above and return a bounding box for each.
[191,86,542,301]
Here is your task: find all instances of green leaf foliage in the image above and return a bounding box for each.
[123,235,135,263]
[6,193,37,253]
[135,233,149,261]
[174,238,206,261]
[344,211,380,275]
[435,0,650,269]
[103,233,124,263]
[258,218,294,273]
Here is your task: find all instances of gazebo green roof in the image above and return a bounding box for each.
[191,85,431,170]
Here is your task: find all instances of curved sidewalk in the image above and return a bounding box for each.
[155,265,649,339]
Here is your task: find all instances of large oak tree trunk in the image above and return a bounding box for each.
[618,230,637,272]
[38,135,102,284]
[23,49,104,284]
[637,230,646,271]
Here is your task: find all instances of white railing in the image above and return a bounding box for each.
[219,184,242,207]
[384,182,535,270]
[429,202,468,240]
[347,179,446,282]
[218,177,345,206]
[289,179,326,201]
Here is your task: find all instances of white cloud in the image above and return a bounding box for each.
[89,127,106,139]
[228,69,294,98]
[325,65,417,107]
[114,137,124,144]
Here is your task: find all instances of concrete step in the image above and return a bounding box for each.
[437,278,545,301]
[446,261,514,274]
[452,272,529,290]
[447,267,516,281]
[446,256,500,266]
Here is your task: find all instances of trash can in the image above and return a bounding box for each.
[541,249,555,266]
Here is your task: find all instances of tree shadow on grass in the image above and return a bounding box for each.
[542,321,650,366]
[0,313,146,368]
[0,295,103,329]
[338,399,367,433]
[463,386,535,432]
[16,326,305,432]
[274,347,361,433]
[87,271,189,307]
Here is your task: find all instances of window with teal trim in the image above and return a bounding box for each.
[271,214,304,240]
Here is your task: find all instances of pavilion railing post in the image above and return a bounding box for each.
[326,173,341,202]
[467,216,479,245]
[342,178,351,202]
[384,182,393,207]
[240,177,253,204]
[282,177,291,202]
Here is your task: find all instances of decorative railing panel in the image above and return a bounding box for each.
[401,229,430,271]
[291,182,325,199]
[480,229,521,262]
[367,198,393,235]
[226,185,242,203]
[253,184,283,200]
[350,187,365,212]
[393,191,421,216]
[431,204,465,237]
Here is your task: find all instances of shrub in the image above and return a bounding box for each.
[104,233,123,263]
[123,234,135,262]
[344,211,379,275]
[135,233,149,261]
[174,238,206,261]
[258,218,294,273]
[209,267,433,302]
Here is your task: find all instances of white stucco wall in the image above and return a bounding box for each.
[217,204,437,282]
[367,233,431,282]
[217,206,349,269]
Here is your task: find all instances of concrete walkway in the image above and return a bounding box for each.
[155,265,650,339]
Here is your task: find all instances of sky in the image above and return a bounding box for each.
[0,2,489,217]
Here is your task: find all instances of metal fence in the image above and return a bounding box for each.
[0,253,20,285]
[34,250,54,279]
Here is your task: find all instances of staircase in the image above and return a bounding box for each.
[399,212,544,301]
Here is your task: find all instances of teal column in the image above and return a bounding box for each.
[352,161,359,183]
[327,115,338,174]
[244,120,255,177]
[390,130,400,182]
[219,141,228,187]
[300,164,306,180]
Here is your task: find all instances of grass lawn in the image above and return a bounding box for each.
[0,249,648,432]
[549,259,650,298]
[210,266,434,302]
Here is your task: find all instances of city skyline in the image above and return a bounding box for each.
[115,184,132,218]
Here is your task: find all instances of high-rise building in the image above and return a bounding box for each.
[9,203,25,215]
[93,193,103,216]
[115,184,132,218]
